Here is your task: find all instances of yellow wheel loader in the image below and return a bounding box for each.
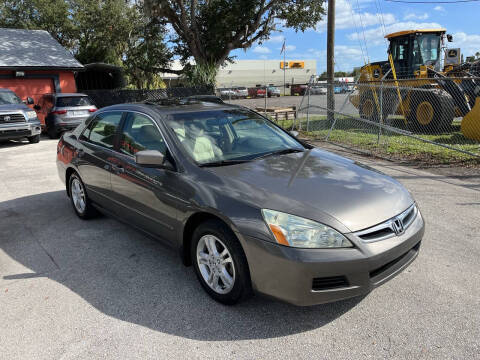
[350,29,480,140]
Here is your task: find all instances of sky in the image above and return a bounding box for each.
[230,0,480,73]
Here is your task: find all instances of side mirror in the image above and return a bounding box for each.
[26,97,34,105]
[33,104,41,111]
[289,130,299,137]
[135,150,165,167]
[447,34,453,42]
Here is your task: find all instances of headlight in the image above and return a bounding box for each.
[26,111,37,119]
[261,209,353,248]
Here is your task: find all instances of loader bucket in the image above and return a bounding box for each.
[350,93,360,109]
[461,97,480,141]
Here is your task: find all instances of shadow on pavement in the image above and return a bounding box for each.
[0,135,55,148]
[0,190,365,341]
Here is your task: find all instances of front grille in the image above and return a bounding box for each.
[370,242,421,279]
[0,129,31,137]
[355,204,417,243]
[312,276,349,291]
[0,113,25,124]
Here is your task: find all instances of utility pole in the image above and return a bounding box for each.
[327,0,335,124]
[282,37,286,96]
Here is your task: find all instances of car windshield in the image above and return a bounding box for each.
[56,96,92,107]
[0,91,22,105]
[166,109,304,165]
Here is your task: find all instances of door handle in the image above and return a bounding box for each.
[111,164,125,174]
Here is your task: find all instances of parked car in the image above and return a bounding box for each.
[217,88,237,99]
[57,101,425,306]
[290,84,307,96]
[0,88,41,144]
[232,86,248,99]
[267,86,281,97]
[247,87,266,98]
[334,86,345,94]
[310,86,327,95]
[35,93,97,139]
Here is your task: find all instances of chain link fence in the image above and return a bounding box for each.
[82,79,479,163]
[292,78,480,163]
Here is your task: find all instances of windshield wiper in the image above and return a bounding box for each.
[253,148,304,160]
[199,159,251,167]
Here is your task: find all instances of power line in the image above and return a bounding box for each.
[386,0,479,3]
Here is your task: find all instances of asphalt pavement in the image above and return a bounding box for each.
[0,137,479,359]
[225,94,357,116]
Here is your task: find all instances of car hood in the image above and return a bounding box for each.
[0,103,31,112]
[206,148,413,232]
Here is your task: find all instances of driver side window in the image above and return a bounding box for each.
[119,112,166,156]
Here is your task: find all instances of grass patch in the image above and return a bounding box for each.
[268,114,480,164]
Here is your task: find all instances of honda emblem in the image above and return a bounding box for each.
[391,217,404,235]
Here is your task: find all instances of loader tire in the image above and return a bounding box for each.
[359,91,389,123]
[407,89,454,133]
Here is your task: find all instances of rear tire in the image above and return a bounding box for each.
[69,172,98,219]
[47,126,59,139]
[407,89,454,133]
[27,134,40,143]
[191,220,252,305]
[359,90,396,124]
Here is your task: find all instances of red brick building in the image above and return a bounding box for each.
[0,28,84,123]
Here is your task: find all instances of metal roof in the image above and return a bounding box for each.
[385,29,447,39]
[0,28,84,70]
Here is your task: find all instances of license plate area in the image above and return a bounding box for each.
[69,110,87,117]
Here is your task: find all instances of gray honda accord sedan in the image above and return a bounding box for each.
[57,101,424,306]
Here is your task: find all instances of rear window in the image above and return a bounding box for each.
[56,96,92,107]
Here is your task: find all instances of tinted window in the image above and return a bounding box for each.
[85,112,122,149]
[56,96,92,107]
[119,113,166,156]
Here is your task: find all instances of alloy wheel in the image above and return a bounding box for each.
[71,178,86,213]
[196,234,236,294]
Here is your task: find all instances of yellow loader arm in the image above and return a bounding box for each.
[461,97,480,141]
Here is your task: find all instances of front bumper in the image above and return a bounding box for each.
[242,210,424,306]
[0,121,41,140]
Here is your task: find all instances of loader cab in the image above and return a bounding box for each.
[386,29,445,78]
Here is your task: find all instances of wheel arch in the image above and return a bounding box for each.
[180,211,243,267]
[65,166,77,197]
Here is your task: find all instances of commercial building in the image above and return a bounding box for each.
[161,59,316,92]
[216,60,316,89]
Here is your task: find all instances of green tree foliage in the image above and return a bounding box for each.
[71,0,137,65]
[124,4,173,89]
[145,0,325,85]
[0,0,77,47]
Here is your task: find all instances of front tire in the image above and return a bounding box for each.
[407,89,454,133]
[191,220,252,305]
[69,172,98,219]
[27,134,40,143]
